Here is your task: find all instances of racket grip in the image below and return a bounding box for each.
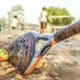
[54,20,80,42]
[37,36,49,40]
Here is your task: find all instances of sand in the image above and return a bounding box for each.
[0,33,79,80]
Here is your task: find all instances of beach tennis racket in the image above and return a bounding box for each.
[8,20,80,75]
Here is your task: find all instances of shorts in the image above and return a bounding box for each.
[40,22,47,29]
[12,26,16,30]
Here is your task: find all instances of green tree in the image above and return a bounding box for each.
[47,7,75,25]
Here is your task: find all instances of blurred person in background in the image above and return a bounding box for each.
[39,7,48,34]
[11,15,19,35]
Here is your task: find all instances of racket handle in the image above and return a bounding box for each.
[37,36,49,40]
[54,20,80,42]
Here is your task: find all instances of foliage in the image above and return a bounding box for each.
[47,7,75,26]
[11,4,24,12]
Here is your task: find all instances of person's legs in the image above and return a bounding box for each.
[45,22,47,33]
[43,22,47,34]
[40,22,44,34]
[11,26,17,36]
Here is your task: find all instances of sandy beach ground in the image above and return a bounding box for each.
[0,33,80,80]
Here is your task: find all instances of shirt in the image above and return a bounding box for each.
[39,10,48,22]
[11,18,19,27]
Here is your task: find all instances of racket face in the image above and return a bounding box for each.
[8,33,35,74]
